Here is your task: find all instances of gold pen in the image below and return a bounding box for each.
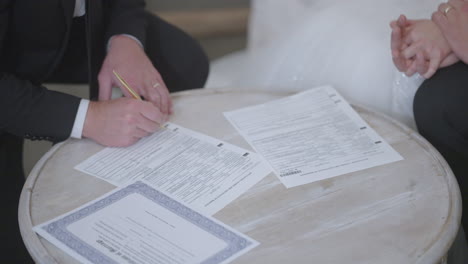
[112,69,166,129]
[112,69,142,100]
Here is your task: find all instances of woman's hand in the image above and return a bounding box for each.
[432,0,468,64]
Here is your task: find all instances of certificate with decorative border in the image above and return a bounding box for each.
[34,181,258,264]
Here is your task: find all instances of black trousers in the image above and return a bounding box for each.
[3,13,208,263]
[414,62,468,236]
[0,133,33,263]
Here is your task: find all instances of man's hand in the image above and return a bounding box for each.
[98,35,172,119]
[82,98,164,147]
[432,0,468,64]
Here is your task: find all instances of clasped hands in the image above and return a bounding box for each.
[390,0,468,78]
[83,35,172,147]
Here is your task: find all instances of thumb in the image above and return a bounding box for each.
[432,11,448,30]
[98,71,113,101]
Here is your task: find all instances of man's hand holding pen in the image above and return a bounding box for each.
[82,35,171,147]
[83,97,163,147]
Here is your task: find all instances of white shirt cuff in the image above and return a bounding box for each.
[73,0,86,17]
[70,99,90,139]
[107,34,144,52]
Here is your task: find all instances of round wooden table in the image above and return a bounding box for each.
[19,88,461,264]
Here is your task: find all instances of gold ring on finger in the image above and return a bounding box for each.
[444,5,453,15]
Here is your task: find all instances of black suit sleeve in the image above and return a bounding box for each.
[104,0,148,47]
[0,74,81,141]
[0,1,81,142]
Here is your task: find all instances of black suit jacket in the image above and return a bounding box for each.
[0,0,148,142]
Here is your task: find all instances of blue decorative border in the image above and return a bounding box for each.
[42,181,253,264]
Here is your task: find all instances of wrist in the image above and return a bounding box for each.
[108,35,143,52]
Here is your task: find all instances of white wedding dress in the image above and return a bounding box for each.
[207,0,443,129]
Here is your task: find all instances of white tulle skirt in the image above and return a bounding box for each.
[207,0,443,129]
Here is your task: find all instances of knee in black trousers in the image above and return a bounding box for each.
[144,12,210,93]
[414,62,468,234]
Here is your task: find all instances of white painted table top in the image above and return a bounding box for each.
[19,88,461,264]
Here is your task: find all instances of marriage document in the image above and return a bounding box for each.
[75,123,271,215]
[35,181,258,264]
[224,86,403,188]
